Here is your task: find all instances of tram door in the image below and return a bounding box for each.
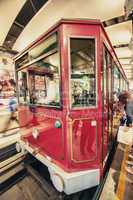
[102,47,112,165]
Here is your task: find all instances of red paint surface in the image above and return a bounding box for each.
[72,119,97,162]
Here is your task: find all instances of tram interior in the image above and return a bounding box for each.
[71,38,96,107]
[17,33,60,107]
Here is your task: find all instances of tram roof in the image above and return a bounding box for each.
[14,18,104,60]
[14,18,127,80]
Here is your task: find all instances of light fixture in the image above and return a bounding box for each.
[129,38,133,50]
[124,0,133,19]
[129,19,133,65]
[32,128,39,139]
[129,55,133,64]
[124,1,133,63]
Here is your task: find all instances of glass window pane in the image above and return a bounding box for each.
[15,33,58,69]
[15,53,29,69]
[29,33,58,60]
[114,66,120,94]
[70,38,96,108]
[28,52,60,107]
[18,71,29,103]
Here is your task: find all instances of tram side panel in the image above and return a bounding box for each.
[60,22,102,172]
[18,105,68,169]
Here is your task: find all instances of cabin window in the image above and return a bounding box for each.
[15,33,58,69]
[29,33,58,60]
[15,53,29,69]
[120,74,125,92]
[114,66,120,94]
[18,71,29,103]
[28,52,61,107]
[16,32,61,108]
[70,38,96,108]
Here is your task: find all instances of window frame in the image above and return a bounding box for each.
[68,35,98,110]
[16,31,62,109]
[113,64,121,93]
[17,70,29,105]
[27,52,61,108]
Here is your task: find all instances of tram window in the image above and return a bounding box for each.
[120,75,125,92]
[28,52,60,107]
[103,48,112,102]
[29,33,58,60]
[70,38,96,108]
[103,49,107,99]
[18,71,28,103]
[15,53,29,69]
[114,66,120,95]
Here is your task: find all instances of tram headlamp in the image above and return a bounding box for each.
[32,128,39,139]
[55,120,62,128]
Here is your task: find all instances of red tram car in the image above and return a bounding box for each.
[15,19,128,194]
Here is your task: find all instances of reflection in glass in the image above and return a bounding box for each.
[18,71,28,103]
[29,33,58,60]
[28,52,60,107]
[70,38,96,108]
[114,66,120,94]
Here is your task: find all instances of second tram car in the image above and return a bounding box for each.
[15,19,128,194]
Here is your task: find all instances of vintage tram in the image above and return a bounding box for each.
[15,19,128,194]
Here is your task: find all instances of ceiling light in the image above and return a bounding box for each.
[124,0,133,19]
[32,128,39,139]
[129,56,133,63]
[129,36,133,50]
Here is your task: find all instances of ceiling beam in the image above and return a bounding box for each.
[122,64,133,66]
[113,44,129,48]
[29,0,37,14]
[123,69,133,71]
[119,57,132,59]
[103,15,131,27]
[0,46,18,55]
[14,21,25,29]
[3,0,48,49]
[123,68,133,71]
[125,72,133,75]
